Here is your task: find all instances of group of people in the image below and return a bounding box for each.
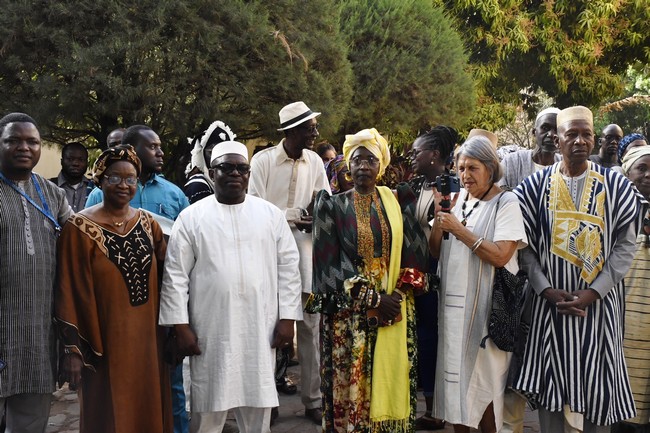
[0,99,649,433]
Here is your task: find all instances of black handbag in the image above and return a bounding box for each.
[481,267,527,352]
[480,192,527,352]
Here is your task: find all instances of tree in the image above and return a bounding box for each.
[339,0,477,143]
[596,64,650,136]
[0,0,353,155]
[438,0,650,129]
[0,0,479,175]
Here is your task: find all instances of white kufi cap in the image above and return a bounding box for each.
[210,140,249,165]
[536,107,561,121]
[557,106,593,128]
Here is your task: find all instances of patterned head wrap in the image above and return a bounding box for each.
[92,144,141,188]
[342,128,390,179]
[618,133,647,164]
[326,154,348,193]
[622,145,650,176]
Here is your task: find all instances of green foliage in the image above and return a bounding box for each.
[0,0,353,153]
[595,64,650,136]
[0,0,478,180]
[439,0,650,126]
[339,0,476,138]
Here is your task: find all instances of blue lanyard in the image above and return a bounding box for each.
[0,172,62,233]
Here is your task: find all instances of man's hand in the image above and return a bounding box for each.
[174,324,202,356]
[556,289,600,317]
[59,353,83,391]
[542,287,600,317]
[271,319,295,349]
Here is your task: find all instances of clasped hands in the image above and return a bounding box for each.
[541,288,601,317]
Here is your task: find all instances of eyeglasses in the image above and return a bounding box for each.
[212,163,251,175]
[350,155,380,167]
[409,148,433,159]
[105,175,138,186]
[301,124,319,134]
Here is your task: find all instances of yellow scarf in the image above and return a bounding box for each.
[369,186,410,431]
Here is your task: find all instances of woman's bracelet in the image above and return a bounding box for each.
[358,284,368,301]
[471,237,485,252]
[367,291,381,309]
[365,289,374,306]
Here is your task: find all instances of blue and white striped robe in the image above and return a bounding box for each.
[513,162,646,425]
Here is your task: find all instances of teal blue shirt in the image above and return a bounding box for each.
[85,173,189,220]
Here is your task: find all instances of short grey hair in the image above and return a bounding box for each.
[456,136,503,184]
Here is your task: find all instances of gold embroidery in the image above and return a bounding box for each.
[354,190,390,288]
[549,164,605,284]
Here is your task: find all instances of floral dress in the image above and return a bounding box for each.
[307,183,428,432]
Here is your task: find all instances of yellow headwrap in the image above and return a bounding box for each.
[342,128,391,178]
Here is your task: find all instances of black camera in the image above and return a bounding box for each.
[436,174,460,194]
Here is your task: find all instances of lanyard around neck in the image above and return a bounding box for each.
[0,172,62,233]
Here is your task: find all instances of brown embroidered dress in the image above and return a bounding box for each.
[55,210,172,433]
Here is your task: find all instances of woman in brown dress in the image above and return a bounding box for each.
[56,145,172,433]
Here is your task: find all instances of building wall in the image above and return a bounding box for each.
[34,144,62,180]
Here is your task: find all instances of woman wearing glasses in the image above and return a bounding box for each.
[55,145,172,433]
[306,128,428,432]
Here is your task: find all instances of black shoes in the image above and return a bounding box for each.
[304,407,322,425]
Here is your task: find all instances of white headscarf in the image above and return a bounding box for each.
[185,121,236,188]
[622,146,650,175]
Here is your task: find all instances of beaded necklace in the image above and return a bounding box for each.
[460,185,492,226]
[354,190,391,265]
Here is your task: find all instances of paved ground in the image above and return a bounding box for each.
[45,364,540,432]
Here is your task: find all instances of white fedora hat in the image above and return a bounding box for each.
[277,101,321,131]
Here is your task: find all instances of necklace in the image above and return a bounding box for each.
[107,210,130,228]
[461,185,492,226]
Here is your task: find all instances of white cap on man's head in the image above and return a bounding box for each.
[210,140,249,165]
[535,107,561,121]
[556,106,593,128]
[277,101,321,131]
[467,128,498,149]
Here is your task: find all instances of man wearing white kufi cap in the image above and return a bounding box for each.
[513,106,647,432]
[248,101,331,424]
[160,140,303,433]
[499,107,562,192]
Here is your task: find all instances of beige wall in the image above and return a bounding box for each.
[34,144,62,180]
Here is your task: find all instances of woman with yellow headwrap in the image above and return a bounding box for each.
[306,128,428,432]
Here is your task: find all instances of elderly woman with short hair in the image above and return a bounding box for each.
[430,136,527,433]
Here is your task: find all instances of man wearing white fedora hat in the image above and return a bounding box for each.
[249,101,331,424]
